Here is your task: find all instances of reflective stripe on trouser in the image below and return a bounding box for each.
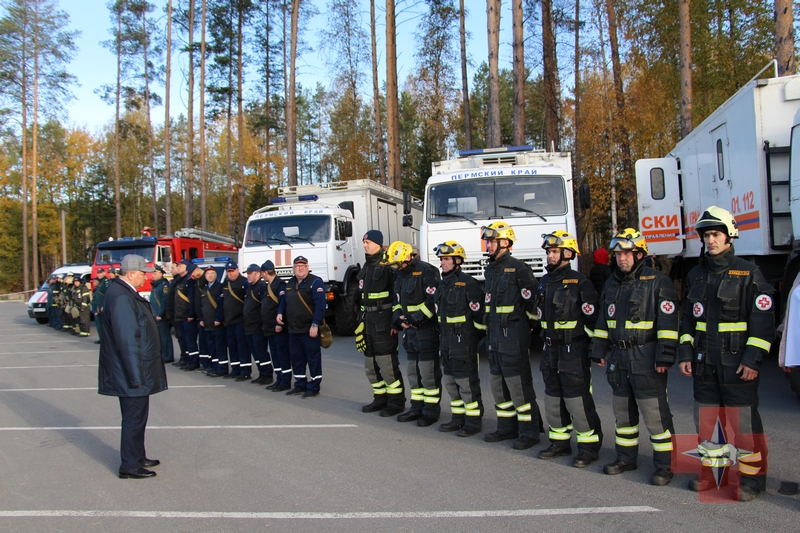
[541,361,603,453]
[225,322,249,376]
[404,348,442,418]
[267,332,292,386]
[198,328,209,367]
[610,375,674,471]
[246,332,273,378]
[181,321,200,365]
[288,332,322,392]
[442,346,483,429]
[365,352,405,409]
[206,329,227,372]
[692,361,767,491]
[488,349,541,438]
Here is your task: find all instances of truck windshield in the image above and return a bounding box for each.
[427,176,567,222]
[95,245,156,264]
[244,215,331,247]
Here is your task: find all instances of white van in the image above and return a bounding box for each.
[27,264,92,323]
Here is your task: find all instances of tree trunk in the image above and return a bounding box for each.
[679,0,693,139]
[486,0,501,148]
[237,2,245,227]
[573,0,580,180]
[185,0,195,228]
[200,0,207,230]
[459,0,472,151]
[142,9,158,235]
[21,15,29,288]
[542,0,560,150]
[287,0,300,187]
[370,0,386,184]
[605,0,635,225]
[264,2,272,194]
[226,13,234,236]
[511,0,524,145]
[165,0,173,234]
[31,1,40,287]
[775,0,796,76]
[385,0,400,189]
[115,3,122,238]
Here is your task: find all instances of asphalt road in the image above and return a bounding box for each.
[1,301,799,532]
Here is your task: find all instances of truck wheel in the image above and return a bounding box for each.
[334,282,358,336]
[35,317,49,324]
[787,370,800,401]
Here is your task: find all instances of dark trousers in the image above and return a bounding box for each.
[181,320,200,366]
[198,328,210,368]
[49,306,62,329]
[156,319,174,363]
[225,322,249,376]
[268,332,292,386]
[174,320,187,362]
[206,329,227,372]
[119,396,150,471]
[289,332,322,391]
[541,350,602,454]
[488,348,542,439]
[693,362,766,490]
[403,326,442,419]
[246,333,273,378]
[608,363,674,471]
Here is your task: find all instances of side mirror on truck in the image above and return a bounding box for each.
[339,201,355,217]
[402,190,411,215]
[402,214,413,227]
[344,221,353,237]
[578,183,591,210]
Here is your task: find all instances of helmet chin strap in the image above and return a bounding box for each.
[485,240,510,259]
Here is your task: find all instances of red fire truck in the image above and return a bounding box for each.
[91,227,238,296]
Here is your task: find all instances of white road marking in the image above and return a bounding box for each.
[0,365,99,369]
[0,385,225,392]
[0,351,97,355]
[0,424,357,431]
[0,506,659,519]
[0,341,82,344]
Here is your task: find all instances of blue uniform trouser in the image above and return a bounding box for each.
[181,320,200,366]
[268,332,292,386]
[289,332,322,392]
[246,333,273,378]
[198,328,210,368]
[50,306,62,329]
[119,396,150,472]
[226,322,249,376]
[206,329,227,372]
[174,321,187,362]
[156,318,174,363]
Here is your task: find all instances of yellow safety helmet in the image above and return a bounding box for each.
[481,221,516,244]
[386,241,413,264]
[433,240,466,260]
[695,206,738,239]
[609,228,649,255]
[541,230,581,256]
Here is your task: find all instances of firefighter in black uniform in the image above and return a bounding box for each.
[200,266,228,377]
[481,221,543,450]
[216,261,251,379]
[261,260,292,391]
[388,240,442,427]
[678,206,774,501]
[276,256,326,398]
[356,230,406,417]
[175,260,200,371]
[535,230,603,467]
[61,273,74,332]
[72,275,92,337]
[167,261,187,366]
[149,266,174,363]
[434,240,484,438]
[49,275,63,330]
[591,228,678,486]
[243,264,273,384]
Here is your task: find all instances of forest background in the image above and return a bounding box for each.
[0,0,797,292]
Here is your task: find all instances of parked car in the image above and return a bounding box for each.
[27,264,92,324]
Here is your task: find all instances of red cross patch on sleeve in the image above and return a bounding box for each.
[581,303,595,315]
[660,301,675,314]
[521,288,532,300]
[426,286,436,295]
[469,302,480,312]
[755,294,773,311]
